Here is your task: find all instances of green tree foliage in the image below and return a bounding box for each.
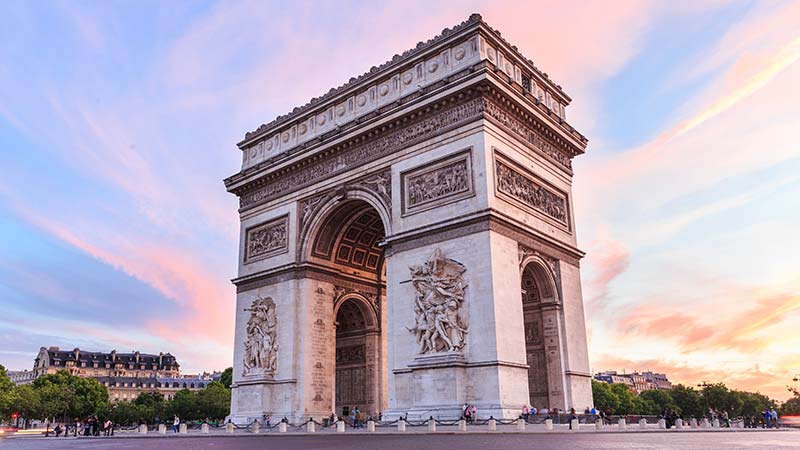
[591,380,620,413]
[588,380,774,419]
[219,367,232,389]
[33,370,109,420]
[169,389,198,421]
[9,384,42,426]
[780,387,800,416]
[196,382,231,420]
[0,365,14,421]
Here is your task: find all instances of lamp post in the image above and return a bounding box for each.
[697,381,713,388]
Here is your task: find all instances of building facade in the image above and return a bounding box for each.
[594,371,673,393]
[224,14,593,423]
[33,347,179,379]
[97,375,215,402]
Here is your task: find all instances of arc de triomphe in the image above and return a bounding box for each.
[224,14,593,422]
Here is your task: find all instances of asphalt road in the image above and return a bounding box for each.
[2,431,798,450]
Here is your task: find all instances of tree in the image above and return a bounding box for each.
[701,383,742,416]
[196,382,230,421]
[134,391,165,423]
[670,384,703,418]
[169,389,198,421]
[9,385,42,428]
[781,388,800,415]
[639,389,679,415]
[591,380,620,414]
[609,383,636,415]
[33,369,108,420]
[632,395,659,415]
[0,365,14,421]
[220,367,233,389]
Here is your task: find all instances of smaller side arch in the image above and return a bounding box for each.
[334,293,379,333]
[519,255,559,304]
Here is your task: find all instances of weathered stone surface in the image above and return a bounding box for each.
[225,14,592,425]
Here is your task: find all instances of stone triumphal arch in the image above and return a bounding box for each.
[224,14,593,422]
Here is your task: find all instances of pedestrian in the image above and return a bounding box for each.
[590,406,597,416]
[569,408,577,430]
[93,416,100,436]
[329,412,336,427]
[722,410,729,428]
[770,408,778,429]
[265,414,271,427]
[464,405,471,423]
[173,415,180,433]
[522,404,529,421]
[353,406,360,428]
[104,419,112,436]
[470,404,477,423]
[54,424,62,437]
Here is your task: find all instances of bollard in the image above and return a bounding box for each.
[427,417,436,432]
[458,419,467,431]
[307,420,316,433]
[701,418,709,428]
[571,419,579,431]
[545,419,554,430]
[250,421,260,434]
[675,418,683,429]
[336,420,345,433]
[279,421,287,433]
[138,424,148,434]
[179,423,187,434]
[517,419,526,431]
[397,419,406,432]
[618,418,627,429]
[158,424,167,434]
[712,419,720,428]
[366,420,374,432]
[658,419,666,429]
[226,422,234,433]
[201,423,209,434]
[690,418,698,428]
[488,417,497,431]
[595,420,603,430]
[639,418,647,429]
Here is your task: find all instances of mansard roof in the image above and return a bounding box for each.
[38,347,179,367]
[241,13,572,145]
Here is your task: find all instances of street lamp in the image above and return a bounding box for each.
[697,381,713,388]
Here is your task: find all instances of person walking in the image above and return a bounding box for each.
[470,405,477,423]
[568,408,577,430]
[770,408,779,429]
[522,404,529,421]
[173,415,180,433]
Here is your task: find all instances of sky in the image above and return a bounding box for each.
[0,1,798,401]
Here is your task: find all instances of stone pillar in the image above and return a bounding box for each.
[675,418,683,429]
[690,418,698,428]
[595,420,603,430]
[201,423,210,434]
[250,422,260,434]
[279,422,287,433]
[138,424,147,434]
[712,419,720,428]
[545,419,553,430]
[571,419,579,431]
[158,424,166,434]
[488,418,497,431]
[657,419,666,429]
[336,420,345,433]
[458,419,467,431]
[428,417,436,432]
[639,418,647,429]
[517,419,525,431]
[366,420,375,432]
[179,423,187,434]
[307,420,316,433]
[397,419,406,432]
[226,422,234,433]
[618,418,626,429]
[701,418,709,428]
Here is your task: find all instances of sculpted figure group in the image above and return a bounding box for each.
[409,248,469,354]
[243,296,279,376]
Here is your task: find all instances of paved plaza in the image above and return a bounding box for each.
[2,430,797,450]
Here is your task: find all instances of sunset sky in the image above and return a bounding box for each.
[1,1,798,401]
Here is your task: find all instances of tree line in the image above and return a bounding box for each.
[0,365,234,427]
[591,380,798,418]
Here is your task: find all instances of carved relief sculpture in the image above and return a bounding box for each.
[495,158,568,225]
[245,216,288,263]
[402,151,474,215]
[243,296,278,377]
[408,248,469,354]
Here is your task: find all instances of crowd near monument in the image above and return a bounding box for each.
[223,14,593,423]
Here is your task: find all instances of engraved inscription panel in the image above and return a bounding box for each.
[494,153,569,227]
[402,150,474,216]
[244,215,288,263]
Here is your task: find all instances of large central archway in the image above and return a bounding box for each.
[306,198,387,418]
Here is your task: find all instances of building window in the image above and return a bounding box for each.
[522,75,531,93]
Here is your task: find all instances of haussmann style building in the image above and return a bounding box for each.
[223,14,593,422]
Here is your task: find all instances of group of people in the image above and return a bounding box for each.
[52,416,113,437]
[742,409,780,428]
